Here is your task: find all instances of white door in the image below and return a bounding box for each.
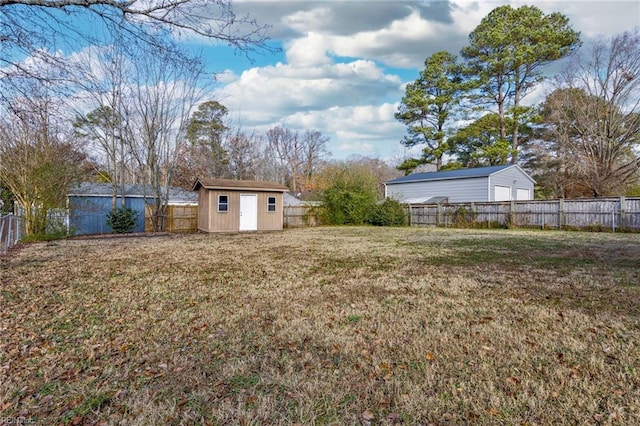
[494,185,512,201]
[239,194,258,231]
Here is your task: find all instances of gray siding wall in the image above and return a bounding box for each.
[489,168,534,201]
[386,177,489,203]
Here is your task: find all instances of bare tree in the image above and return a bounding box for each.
[266,126,329,191]
[300,130,329,190]
[126,49,206,231]
[0,1,272,93]
[72,43,133,210]
[540,30,640,197]
[226,129,262,181]
[266,126,302,190]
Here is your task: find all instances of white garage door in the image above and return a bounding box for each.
[516,188,531,200]
[494,185,512,201]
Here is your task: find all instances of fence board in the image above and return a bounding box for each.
[145,205,198,233]
[408,197,640,231]
[284,205,318,227]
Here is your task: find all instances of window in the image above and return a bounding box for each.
[218,195,229,212]
[267,196,277,212]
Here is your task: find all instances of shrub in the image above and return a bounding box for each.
[106,207,138,233]
[367,199,407,226]
[450,207,476,228]
[318,163,378,225]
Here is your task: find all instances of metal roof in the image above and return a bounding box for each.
[385,165,522,185]
[68,182,197,203]
[192,177,288,192]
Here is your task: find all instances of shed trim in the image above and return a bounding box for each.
[192,177,288,192]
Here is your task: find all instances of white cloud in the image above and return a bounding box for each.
[209,0,640,160]
[285,32,333,67]
[215,69,238,84]
[215,59,403,123]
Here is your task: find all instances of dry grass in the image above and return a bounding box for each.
[1,227,639,425]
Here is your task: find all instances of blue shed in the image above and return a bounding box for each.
[68,183,197,235]
[385,165,535,203]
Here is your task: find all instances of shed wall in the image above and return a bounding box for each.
[386,177,489,203]
[199,189,283,232]
[197,188,210,231]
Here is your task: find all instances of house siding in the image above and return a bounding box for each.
[386,165,535,203]
[386,177,489,203]
[69,196,146,235]
[489,167,535,201]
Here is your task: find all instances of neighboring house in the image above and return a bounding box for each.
[284,192,303,206]
[68,183,197,235]
[193,178,288,232]
[284,191,323,207]
[385,165,535,204]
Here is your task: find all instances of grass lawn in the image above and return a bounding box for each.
[1,226,639,425]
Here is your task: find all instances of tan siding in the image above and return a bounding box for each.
[257,192,284,230]
[204,190,238,232]
[199,188,285,232]
[197,188,209,231]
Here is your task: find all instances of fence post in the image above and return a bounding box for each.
[510,200,516,227]
[620,196,626,231]
[0,216,5,254]
[558,199,564,230]
[436,204,442,227]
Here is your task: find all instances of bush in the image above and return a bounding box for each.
[321,188,377,225]
[106,207,138,233]
[450,207,476,228]
[367,199,407,226]
[318,163,378,225]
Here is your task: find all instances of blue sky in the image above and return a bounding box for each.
[174,0,639,162]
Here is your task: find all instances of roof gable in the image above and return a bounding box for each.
[386,165,533,185]
[192,177,288,192]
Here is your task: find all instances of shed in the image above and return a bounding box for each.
[68,183,197,235]
[385,165,535,203]
[192,178,288,232]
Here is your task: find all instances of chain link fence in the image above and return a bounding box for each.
[0,214,24,254]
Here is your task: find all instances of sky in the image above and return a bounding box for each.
[178,0,639,163]
[5,0,639,164]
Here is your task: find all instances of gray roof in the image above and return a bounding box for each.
[284,192,302,206]
[192,177,288,192]
[386,165,520,185]
[68,182,197,204]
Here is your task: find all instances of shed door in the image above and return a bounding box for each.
[494,185,512,201]
[239,194,258,231]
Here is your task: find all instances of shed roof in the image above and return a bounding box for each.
[192,177,288,192]
[386,165,532,185]
[68,182,197,204]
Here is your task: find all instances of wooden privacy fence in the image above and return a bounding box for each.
[408,197,640,231]
[284,205,319,228]
[145,205,198,233]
